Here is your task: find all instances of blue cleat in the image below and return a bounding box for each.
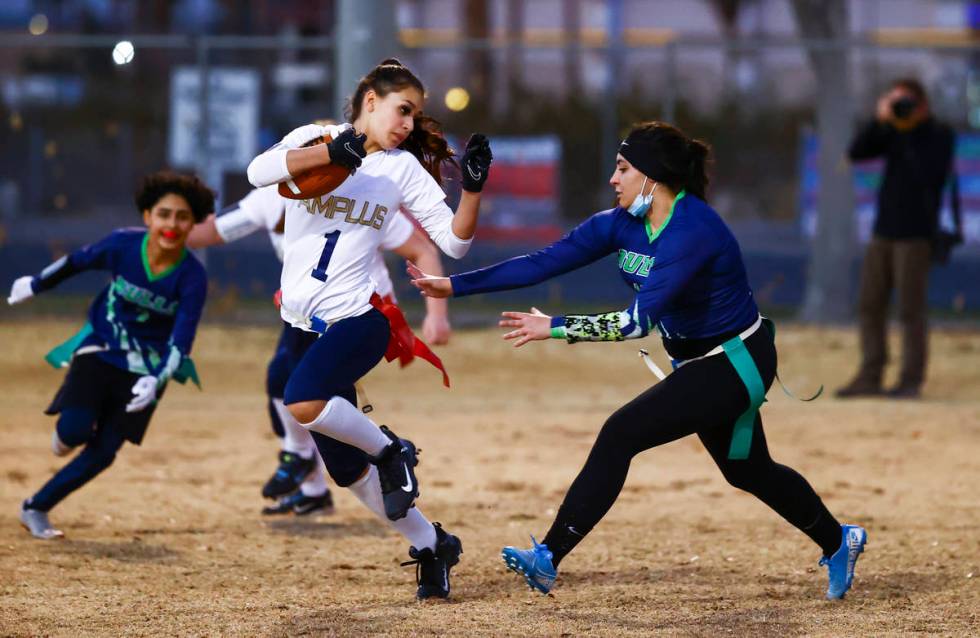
[501,536,557,594]
[820,524,868,599]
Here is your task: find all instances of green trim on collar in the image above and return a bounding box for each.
[644,189,686,243]
[141,233,187,282]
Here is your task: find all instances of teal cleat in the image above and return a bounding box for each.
[820,524,868,599]
[501,536,557,594]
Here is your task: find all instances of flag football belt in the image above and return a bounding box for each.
[639,315,820,461]
[44,322,200,387]
[369,293,450,388]
[278,301,334,335]
[278,295,450,388]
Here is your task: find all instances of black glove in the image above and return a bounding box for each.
[327,127,367,172]
[460,134,492,193]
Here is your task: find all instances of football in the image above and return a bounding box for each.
[278,134,352,200]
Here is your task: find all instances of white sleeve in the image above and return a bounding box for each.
[381,209,415,251]
[246,123,351,187]
[399,156,472,259]
[214,186,283,243]
[246,145,291,188]
[268,233,285,262]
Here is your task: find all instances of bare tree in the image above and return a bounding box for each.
[790,0,856,323]
[463,0,492,112]
[505,0,524,88]
[563,0,581,95]
[708,0,744,102]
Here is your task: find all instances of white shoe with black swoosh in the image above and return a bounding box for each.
[371,425,419,521]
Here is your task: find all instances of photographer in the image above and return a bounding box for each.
[837,78,956,399]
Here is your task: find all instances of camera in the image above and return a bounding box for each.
[891,96,918,120]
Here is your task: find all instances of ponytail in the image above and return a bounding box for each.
[619,121,712,202]
[684,138,710,201]
[347,58,456,183]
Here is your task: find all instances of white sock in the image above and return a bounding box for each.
[348,465,436,551]
[299,397,390,457]
[300,462,329,497]
[273,398,316,458]
[299,450,329,497]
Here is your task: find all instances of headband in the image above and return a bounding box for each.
[619,131,672,182]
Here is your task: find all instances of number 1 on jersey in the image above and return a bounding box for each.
[311,230,340,282]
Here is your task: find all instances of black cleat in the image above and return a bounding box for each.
[834,378,882,399]
[261,490,335,516]
[262,451,316,499]
[401,522,463,600]
[884,383,921,399]
[370,425,419,521]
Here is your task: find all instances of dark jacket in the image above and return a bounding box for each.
[848,117,955,240]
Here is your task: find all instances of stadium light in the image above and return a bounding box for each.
[112,40,135,66]
[28,14,48,36]
[444,87,470,112]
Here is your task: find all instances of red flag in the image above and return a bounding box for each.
[370,293,450,388]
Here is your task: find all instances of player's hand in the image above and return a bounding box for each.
[283,123,330,149]
[499,307,551,348]
[126,375,158,413]
[7,276,35,305]
[876,88,903,124]
[407,261,453,298]
[875,93,893,123]
[327,126,367,172]
[422,312,451,345]
[460,134,492,193]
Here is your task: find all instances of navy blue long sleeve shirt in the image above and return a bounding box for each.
[451,193,759,346]
[33,229,208,381]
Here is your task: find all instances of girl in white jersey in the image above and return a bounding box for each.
[246,58,492,600]
[189,187,454,517]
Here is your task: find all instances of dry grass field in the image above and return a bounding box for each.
[1,318,978,637]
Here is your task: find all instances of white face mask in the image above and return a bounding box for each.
[626,177,657,218]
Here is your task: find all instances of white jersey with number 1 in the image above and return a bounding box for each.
[214,184,405,302]
[248,123,471,329]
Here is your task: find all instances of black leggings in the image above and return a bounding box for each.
[542,325,842,566]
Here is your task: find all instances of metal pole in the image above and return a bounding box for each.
[196,37,215,269]
[195,36,221,207]
[599,0,624,209]
[335,0,399,121]
[663,41,678,123]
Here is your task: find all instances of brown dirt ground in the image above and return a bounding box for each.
[0,319,978,637]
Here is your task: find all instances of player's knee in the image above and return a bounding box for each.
[719,464,763,493]
[595,411,641,458]
[266,362,289,399]
[600,408,631,438]
[55,408,97,448]
[83,447,118,473]
[288,400,325,425]
[327,460,370,488]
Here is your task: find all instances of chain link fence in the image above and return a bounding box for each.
[1,29,978,318]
